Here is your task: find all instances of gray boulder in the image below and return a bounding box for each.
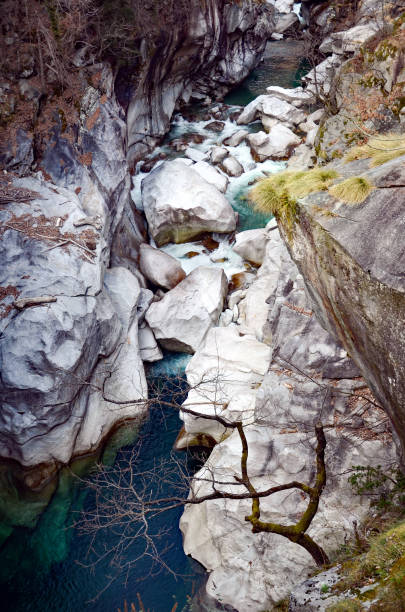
[193,160,229,193]
[139,243,186,290]
[141,160,237,245]
[138,321,163,362]
[237,94,267,124]
[261,96,307,125]
[247,126,301,161]
[210,145,229,164]
[145,266,228,353]
[232,228,268,265]
[320,24,379,55]
[223,129,249,147]
[220,155,244,177]
[265,85,315,107]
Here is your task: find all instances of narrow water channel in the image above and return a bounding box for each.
[0,44,307,612]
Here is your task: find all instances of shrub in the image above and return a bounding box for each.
[328,176,374,204]
[348,465,405,511]
[328,522,405,611]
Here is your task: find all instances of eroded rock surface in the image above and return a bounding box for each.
[279,155,405,457]
[139,243,186,290]
[0,71,149,479]
[0,177,148,472]
[127,0,275,163]
[180,227,396,611]
[248,126,301,161]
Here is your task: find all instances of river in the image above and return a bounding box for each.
[0,40,307,612]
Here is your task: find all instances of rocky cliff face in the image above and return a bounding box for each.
[0,67,151,486]
[126,0,274,164]
[0,1,274,485]
[277,154,405,458]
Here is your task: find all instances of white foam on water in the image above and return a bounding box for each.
[161,237,246,280]
[169,114,244,153]
[226,153,286,205]
[131,170,149,210]
[293,2,304,23]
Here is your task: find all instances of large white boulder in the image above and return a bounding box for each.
[237,94,267,124]
[193,160,229,193]
[210,146,229,164]
[138,321,163,362]
[238,94,307,126]
[320,24,379,55]
[223,129,249,147]
[141,160,237,245]
[139,243,186,290]
[265,85,315,107]
[247,125,301,161]
[232,228,268,266]
[261,95,307,126]
[185,147,208,162]
[145,266,228,354]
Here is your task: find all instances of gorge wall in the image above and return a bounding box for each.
[126,0,275,164]
[278,155,405,458]
[0,0,275,485]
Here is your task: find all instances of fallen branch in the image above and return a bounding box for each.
[14,296,57,310]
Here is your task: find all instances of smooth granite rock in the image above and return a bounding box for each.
[193,160,229,193]
[247,126,301,161]
[145,266,228,354]
[179,225,396,611]
[141,160,237,245]
[232,228,268,265]
[220,155,244,177]
[139,243,186,290]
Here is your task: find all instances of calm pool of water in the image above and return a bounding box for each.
[1,371,208,612]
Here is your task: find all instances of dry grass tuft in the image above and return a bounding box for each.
[327,522,405,612]
[328,176,374,205]
[344,133,405,167]
[249,167,339,214]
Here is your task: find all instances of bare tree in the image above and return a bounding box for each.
[74,355,395,594]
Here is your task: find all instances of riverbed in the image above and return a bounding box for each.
[0,41,308,612]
